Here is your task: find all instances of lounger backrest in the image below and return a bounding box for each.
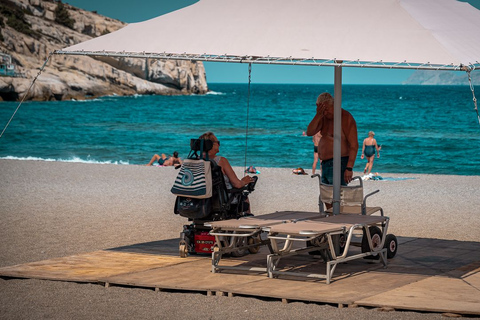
[320,183,364,206]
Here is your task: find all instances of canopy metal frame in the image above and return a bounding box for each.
[54,50,479,72]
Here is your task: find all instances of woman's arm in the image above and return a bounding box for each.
[361,139,366,159]
[218,156,252,188]
[374,139,381,157]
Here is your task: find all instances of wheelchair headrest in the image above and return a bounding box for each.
[190,139,213,152]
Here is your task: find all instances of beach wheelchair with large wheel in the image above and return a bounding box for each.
[310,175,398,260]
[172,138,258,257]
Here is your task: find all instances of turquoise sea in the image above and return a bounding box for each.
[0,84,479,176]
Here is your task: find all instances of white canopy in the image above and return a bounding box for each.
[59,0,480,70]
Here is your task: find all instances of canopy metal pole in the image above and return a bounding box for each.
[332,64,342,215]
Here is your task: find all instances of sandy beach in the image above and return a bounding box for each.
[1,159,479,319]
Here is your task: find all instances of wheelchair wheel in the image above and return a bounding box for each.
[338,233,347,255]
[384,234,398,259]
[247,236,261,254]
[307,240,322,256]
[361,226,382,260]
[230,237,249,257]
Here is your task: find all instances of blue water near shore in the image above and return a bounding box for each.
[1,83,479,175]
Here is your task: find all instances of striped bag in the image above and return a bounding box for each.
[171,159,212,198]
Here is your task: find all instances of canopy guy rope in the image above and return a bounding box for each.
[0,52,53,139]
[243,63,252,175]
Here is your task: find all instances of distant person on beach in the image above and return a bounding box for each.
[146,151,182,166]
[312,131,322,175]
[361,131,381,175]
[306,92,358,185]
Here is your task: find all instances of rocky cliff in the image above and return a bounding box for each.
[403,70,479,85]
[0,0,208,101]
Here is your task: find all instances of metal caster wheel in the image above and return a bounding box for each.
[179,241,188,258]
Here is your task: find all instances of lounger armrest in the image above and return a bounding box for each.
[364,189,379,202]
[362,190,380,214]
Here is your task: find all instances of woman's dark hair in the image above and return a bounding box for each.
[173,151,179,158]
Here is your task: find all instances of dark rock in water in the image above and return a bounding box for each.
[0,0,208,101]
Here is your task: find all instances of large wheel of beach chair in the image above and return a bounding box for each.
[384,234,398,259]
[361,226,382,260]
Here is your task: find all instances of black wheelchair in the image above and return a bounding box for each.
[173,139,257,257]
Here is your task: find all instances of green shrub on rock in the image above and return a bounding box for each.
[54,1,74,29]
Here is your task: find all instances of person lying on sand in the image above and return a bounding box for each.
[146,151,182,166]
[292,168,308,175]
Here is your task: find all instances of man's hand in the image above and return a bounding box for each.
[316,102,327,116]
[344,170,353,184]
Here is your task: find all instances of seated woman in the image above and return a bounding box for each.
[199,132,255,212]
[147,151,182,166]
[199,132,254,188]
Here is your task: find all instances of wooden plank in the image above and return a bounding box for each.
[102,258,266,291]
[355,276,480,315]
[102,253,426,305]
[463,266,480,289]
[0,250,202,282]
[222,271,426,305]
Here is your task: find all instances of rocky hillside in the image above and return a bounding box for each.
[0,0,208,101]
[403,70,479,85]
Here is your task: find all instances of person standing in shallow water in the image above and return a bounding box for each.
[361,131,381,175]
[306,92,358,186]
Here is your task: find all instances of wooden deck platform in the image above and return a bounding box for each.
[1,237,479,316]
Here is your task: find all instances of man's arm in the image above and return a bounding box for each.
[341,112,358,184]
[345,114,359,168]
[307,110,324,136]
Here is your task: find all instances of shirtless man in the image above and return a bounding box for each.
[306,92,358,185]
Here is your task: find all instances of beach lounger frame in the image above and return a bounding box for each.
[266,215,390,284]
[312,174,397,258]
[207,211,326,274]
[209,223,271,274]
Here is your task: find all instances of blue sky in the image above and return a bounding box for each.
[65,0,419,84]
